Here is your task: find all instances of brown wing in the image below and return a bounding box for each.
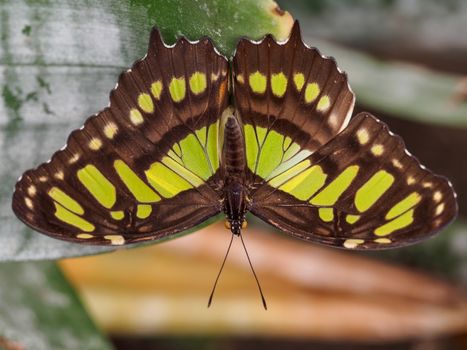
[232,21,355,190]
[12,28,229,246]
[250,113,458,249]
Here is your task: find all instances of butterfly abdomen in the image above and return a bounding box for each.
[222,115,249,235]
[222,115,246,180]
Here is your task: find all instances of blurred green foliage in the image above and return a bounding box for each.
[0,261,113,350]
[129,0,291,56]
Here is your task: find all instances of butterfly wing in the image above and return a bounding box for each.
[250,113,457,249]
[233,22,457,249]
[233,21,355,187]
[12,29,229,245]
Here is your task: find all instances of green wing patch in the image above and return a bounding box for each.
[12,29,228,245]
[250,113,457,249]
[243,124,311,180]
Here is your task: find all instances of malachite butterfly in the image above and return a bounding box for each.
[12,21,457,251]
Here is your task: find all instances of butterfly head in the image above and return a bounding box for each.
[224,219,247,235]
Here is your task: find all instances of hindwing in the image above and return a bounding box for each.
[250,113,457,249]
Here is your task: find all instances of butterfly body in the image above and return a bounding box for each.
[12,22,457,250]
[221,115,249,235]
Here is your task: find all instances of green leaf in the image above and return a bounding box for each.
[128,0,293,56]
[0,0,291,261]
[0,261,113,350]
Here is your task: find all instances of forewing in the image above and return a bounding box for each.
[233,21,355,184]
[251,113,458,249]
[12,29,229,246]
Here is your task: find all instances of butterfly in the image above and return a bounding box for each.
[12,21,457,251]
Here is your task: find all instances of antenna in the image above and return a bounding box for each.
[240,233,268,310]
[207,234,234,308]
[207,232,268,310]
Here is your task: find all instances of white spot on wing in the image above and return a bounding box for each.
[435,203,445,215]
[27,185,36,197]
[343,239,364,249]
[88,138,102,150]
[25,197,33,209]
[69,154,80,164]
[103,122,118,139]
[371,144,384,156]
[434,191,442,202]
[392,159,403,169]
[104,235,125,245]
[356,128,369,145]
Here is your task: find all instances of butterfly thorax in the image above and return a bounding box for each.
[222,115,249,235]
